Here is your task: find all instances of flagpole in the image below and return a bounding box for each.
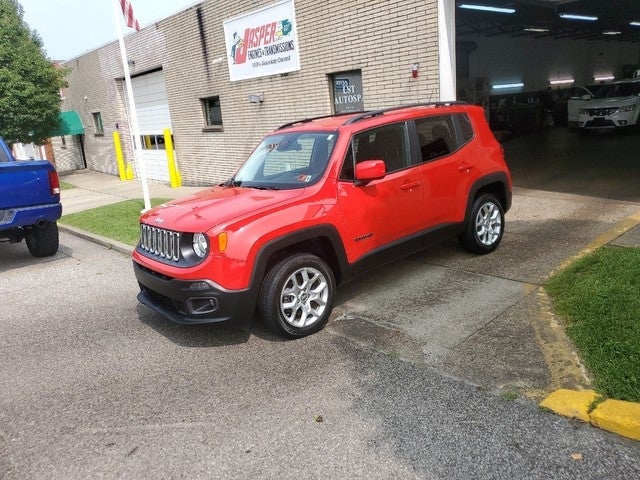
[111,0,151,211]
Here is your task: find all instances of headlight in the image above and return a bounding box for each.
[619,104,636,112]
[578,108,588,114]
[192,232,209,258]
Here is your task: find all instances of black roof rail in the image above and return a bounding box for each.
[343,101,468,125]
[277,112,355,130]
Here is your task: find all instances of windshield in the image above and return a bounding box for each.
[231,131,338,190]
[595,82,640,99]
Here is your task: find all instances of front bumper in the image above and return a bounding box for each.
[133,260,255,326]
[578,112,636,129]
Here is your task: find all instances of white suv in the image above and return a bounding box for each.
[577,78,640,130]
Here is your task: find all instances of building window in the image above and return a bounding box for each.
[202,96,222,130]
[92,112,104,136]
[140,134,173,150]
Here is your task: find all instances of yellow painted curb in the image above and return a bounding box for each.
[541,390,640,442]
[539,389,599,423]
[590,399,640,441]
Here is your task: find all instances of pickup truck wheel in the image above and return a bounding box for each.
[259,253,335,338]
[25,221,59,257]
[459,194,504,255]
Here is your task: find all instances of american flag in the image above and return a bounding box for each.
[120,0,141,31]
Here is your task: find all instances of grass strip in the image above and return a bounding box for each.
[546,246,640,403]
[60,198,170,246]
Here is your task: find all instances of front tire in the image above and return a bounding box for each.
[259,253,335,338]
[459,194,504,254]
[25,221,59,257]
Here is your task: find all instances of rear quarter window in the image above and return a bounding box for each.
[415,113,474,163]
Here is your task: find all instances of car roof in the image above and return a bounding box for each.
[275,102,474,133]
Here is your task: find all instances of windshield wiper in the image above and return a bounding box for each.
[222,177,242,187]
[250,185,279,190]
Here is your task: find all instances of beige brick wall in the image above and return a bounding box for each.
[50,136,84,171]
[56,0,440,185]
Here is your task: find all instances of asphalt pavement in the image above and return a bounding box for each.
[1,168,639,477]
[1,231,639,479]
[55,169,640,438]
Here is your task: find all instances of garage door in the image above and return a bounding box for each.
[131,69,173,182]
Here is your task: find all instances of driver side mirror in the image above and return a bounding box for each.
[582,94,593,100]
[355,159,385,185]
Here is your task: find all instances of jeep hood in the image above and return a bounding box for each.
[140,186,305,232]
[585,96,638,109]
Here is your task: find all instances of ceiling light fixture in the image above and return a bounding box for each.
[459,3,516,14]
[629,21,640,27]
[491,82,524,89]
[603,31,621,35]
[549,79,575,85]
[594,75,614,82]
[559,13,598,21]
[524,27,550,32]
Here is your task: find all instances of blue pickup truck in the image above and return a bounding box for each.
[0,137,62,257]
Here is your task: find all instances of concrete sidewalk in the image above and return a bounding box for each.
[60,169,204,215]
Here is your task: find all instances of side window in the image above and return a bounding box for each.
[92,112,104,136]
[202,96,223,130]
[415,115,457,162]
[140,134,174,150]
[456,113,474,145]
[340,122,409,180]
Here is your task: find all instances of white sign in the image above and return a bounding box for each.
[223,0,301,82]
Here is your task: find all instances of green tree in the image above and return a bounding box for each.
[0,0,66,144]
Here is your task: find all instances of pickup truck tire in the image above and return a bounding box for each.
[259,253,335,338]
[459,194,504,255]
[25,221,59,257]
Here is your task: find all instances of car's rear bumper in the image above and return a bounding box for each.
[0,203,61,229]
[133,260,255,326]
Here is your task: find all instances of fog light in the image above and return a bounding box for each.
[619,120,628,125]
[186,297,218,314]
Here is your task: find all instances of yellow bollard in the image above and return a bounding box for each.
[164,128,181,188]
[113,131,128,181]
[125,163,134,180]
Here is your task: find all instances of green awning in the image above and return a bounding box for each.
[52,110,84,136]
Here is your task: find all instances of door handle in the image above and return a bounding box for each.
[400,181,421,190]
[458,163,473,173]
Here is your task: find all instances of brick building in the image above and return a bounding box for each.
[53,0,455,186]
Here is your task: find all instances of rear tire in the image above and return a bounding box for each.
[25,221,59,257]
[459,194,504,255]
[259,253,335,338]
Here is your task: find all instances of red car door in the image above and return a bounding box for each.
[336,122,426,262]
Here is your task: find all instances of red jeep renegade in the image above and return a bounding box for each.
[132,102,512,338]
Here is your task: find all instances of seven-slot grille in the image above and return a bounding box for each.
[140,224,181,261]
